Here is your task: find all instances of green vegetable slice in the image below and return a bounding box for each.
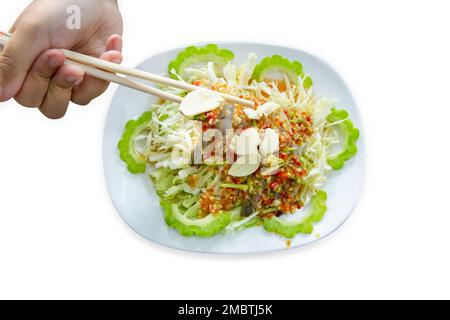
[236,216,263,231]
[161,201,237,237]
[252,55,312,87]
[117,111,152,174]
[327,108,360,170]
[150,168,178,196]
[242,217,263,229]
[168,44,234,80]
[263,191,328,238]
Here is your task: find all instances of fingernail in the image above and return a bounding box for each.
[66,75,80,84]
[73,78,83,87]
[48,56,63,68]
[66,76,83,87]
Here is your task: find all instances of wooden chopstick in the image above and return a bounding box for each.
[66,60,183,104]
[62,49,255,108]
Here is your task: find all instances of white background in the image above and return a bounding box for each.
[0,0,449,300]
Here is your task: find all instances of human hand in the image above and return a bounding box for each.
[0,0,123,119]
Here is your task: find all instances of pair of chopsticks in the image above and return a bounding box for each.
[0,31,255,108]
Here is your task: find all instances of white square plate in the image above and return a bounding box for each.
[103,42,365,253]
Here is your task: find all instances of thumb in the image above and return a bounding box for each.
[0,27,47,102]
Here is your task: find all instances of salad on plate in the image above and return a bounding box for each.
[118,44,359,239]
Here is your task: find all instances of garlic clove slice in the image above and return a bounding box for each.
[234,127,260,156]
[256,102,281,117]
[243,108,260,120]
[179,90,224,116]
[228,153,261,177]
[259,128,280,156]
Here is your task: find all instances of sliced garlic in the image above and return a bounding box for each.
[179,90,224,116]
[243,108,260,120]
[234,128,260,156]
[228,153,261,177]
[259,128,280,156]
[256,102,281,117]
